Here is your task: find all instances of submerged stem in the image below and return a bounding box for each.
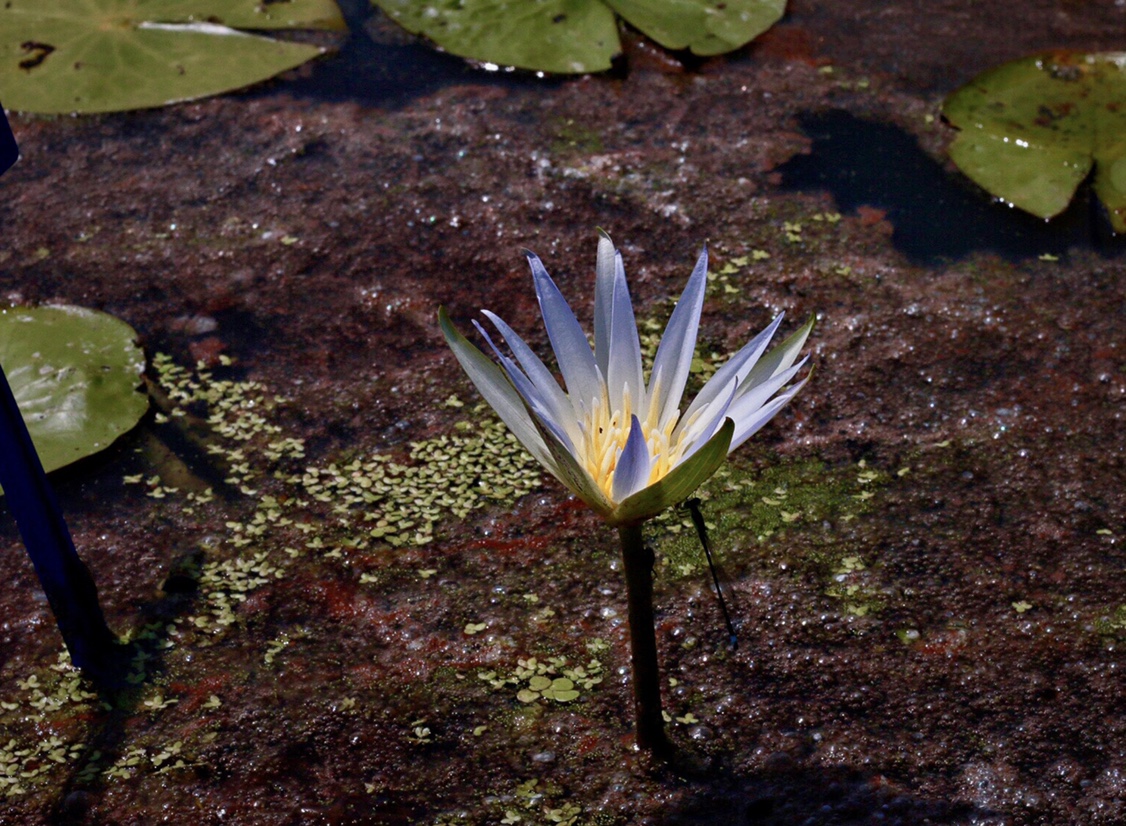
[617,522,673,757]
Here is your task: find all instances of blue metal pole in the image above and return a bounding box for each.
[0,106,122,685]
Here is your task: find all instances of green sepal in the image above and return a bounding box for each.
[608,418,733,526]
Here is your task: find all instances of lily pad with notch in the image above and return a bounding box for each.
[0,0,346,114]
[0,305,148,493]
[943,51,1126,233]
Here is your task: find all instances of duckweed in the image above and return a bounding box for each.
[146,355,542,599]
[478,655,603,706]
[3,351,549,799]
[1095,605,1126,638]
[0,652,99,798]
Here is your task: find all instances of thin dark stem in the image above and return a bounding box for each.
[685,498,738,648]
[617,521,673,757]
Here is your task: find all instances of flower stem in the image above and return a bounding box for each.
[618,522,673,757]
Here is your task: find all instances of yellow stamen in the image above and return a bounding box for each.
[576,385,687,501]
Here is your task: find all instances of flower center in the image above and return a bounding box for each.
[577,388,684,502]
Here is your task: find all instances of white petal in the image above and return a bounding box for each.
[676,377,738,461]
[472,319,576,453]
[649,245,708,431]
[612,415,652,502]
[526,252,603,406]
[729,374,811,451]
[737,316,814,393]
[440,308,561,477]
[605,251,646,416]
[480,310,579,446]
[676,312,785,440]
[593,229,616,378]
[726,358,808,429]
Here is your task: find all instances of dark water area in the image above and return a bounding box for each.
[778,110,1121,264]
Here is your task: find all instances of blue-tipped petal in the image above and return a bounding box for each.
[649,244,708,431]
[605,251,645,416]
[729,373,811,451]
[593,229,617,378]
[440,308,560,477]
[611,415,651,503]
[480,310,579,446]
[472,320,576,454]
[527,252,603,406]
[676,377,738,462]
[737,315,814,393]
[727,358,808,426]
[676,312,785,440]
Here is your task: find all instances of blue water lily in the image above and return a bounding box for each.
[439,231,812,526]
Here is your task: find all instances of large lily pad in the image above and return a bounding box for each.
[0,305,148,490]
[0,0,345,114]
[372,0,785,74]
[943,51,1126,233]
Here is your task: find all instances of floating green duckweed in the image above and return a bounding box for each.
[433,778,583,826]
[653,458,887,572]
[1095,605,1126,638]
[0,652,98,797]
[824,553,884,617]
[407,721,433,745]
[149,354,541,556]
[0,734,86,797]
[0,352,547,800]
[477,655,603,705]
[103,740,190,779]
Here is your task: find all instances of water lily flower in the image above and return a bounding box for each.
[439,231,812,527]
[440,231,812,756]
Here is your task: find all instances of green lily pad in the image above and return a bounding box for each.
[605,0,785,57]
[0,0,345,114]
[0,305,148,492]
[942,51,1126,233]
[372,0,784,74]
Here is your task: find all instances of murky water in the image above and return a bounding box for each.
[0,2,1124,824]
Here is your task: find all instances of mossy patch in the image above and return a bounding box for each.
[652,458,886,574]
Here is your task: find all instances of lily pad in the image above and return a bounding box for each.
[0,305,148,491]
[605,0,785,57]
[942,51,1126,232]
[372,0,785,74]
[0,0,346,114]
